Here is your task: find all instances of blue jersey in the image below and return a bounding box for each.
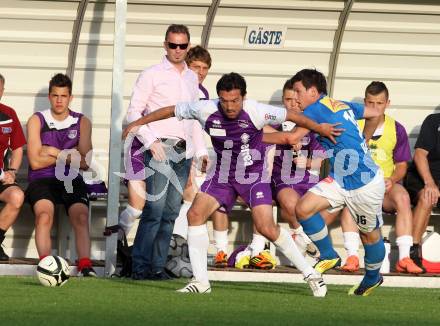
[303,95,378,190]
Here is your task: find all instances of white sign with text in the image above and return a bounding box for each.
[244,25,287,48]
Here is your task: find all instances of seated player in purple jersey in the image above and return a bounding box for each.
[26,73,97,277]
[178,46,234,270]
[186,45,211,101]
[123,72,343,296]
[269,79,326,258]
[173,45,212,241]
[325,81,424,274]
[0,73,26,261]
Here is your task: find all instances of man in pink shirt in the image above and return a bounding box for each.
[124,24,207,280]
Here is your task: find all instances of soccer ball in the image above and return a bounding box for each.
[166,255,193,278]
[37,256,70,287]
[168,234,187,258]
[166,238,193,278]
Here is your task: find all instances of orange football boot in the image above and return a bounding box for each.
[341,255,360,272]
[395,257,425,274]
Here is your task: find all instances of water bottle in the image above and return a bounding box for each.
[380,237,391,273]
[207,254,215,267]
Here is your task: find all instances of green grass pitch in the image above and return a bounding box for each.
[2,276,440,325]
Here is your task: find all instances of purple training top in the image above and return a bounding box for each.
[199,84,209,100]
[392,120,411,163]
[28,109,83,182]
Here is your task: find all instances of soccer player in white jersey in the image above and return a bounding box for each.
[286,69,386,296]
[124,72,343,296]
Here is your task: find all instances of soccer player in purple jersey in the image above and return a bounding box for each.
[173,45,212,241]
[228,80,325,270]
[124,72,342,296]
[26,73,96,277]
[179,46,233,269]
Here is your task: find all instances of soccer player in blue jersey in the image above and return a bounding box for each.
[286,69,386,296]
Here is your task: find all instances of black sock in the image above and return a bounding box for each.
[0,228,6,245]
[410,243,420,257]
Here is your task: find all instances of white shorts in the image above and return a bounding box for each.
[309,170,385,233]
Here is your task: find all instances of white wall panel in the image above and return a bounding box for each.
[214,6,340,28]
[220,0,344,10]
[353,1,440,14]
[205,1,343,125]
[335,2,440,158]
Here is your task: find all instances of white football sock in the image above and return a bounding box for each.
[291,225,311,243]
[187,225,210,286]
[118,205,142,238]
[250,233,267,257]
[173,201,192,239]
[343,232,360,257]
[396,235,413,260]
[274,227,315,277]
[213,229,228,253]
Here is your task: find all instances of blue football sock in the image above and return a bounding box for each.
[361,237,385,287]
[300,212,338,260]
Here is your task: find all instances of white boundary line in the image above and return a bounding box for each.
[0,265,105,277]
[208,271,440,288]
[2,265,440,288]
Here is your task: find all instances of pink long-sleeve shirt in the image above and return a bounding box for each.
[126,56,207,158]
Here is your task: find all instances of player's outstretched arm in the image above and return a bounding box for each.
[362,105,383,142]
[285,111,343,144]
[122,106,175,139]
[262,126,309,145]
[262,131,295,145]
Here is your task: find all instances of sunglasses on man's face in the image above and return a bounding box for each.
[167,42,189,50]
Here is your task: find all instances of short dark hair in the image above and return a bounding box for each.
[165,24,190,42]
[0,73,4,85]
[186,45,211,68]
[49,73,72,95]
[365,81,389,100]
[216,72,247,97]
[282,78,294,94]
[290,69,327,95]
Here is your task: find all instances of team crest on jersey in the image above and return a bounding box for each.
[67,130,77,139]
[1,127,12,134]
[237,120,249,128]
[240,133,250,144]
[212,119,222,128]
[320,97,349,113]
